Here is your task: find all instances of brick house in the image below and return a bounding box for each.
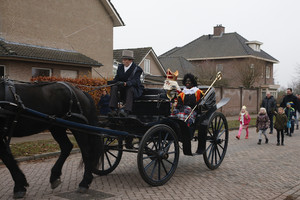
[0,0,124,81]
[113,47,166,87]
[160,25,280,97]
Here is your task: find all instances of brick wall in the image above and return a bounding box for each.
[191,57,274,88]
[1,60,91,81]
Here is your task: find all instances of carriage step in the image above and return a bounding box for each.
[192,152,203,156]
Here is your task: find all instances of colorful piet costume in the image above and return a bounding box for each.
[174,87,204,126]
[170,73,203,127]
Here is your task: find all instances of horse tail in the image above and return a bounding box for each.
[83,91,104,170]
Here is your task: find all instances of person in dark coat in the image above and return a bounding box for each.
[280,88,299,112]
[280,88,299,133]
[97,89,111,115]
[107,50,144,117]
[274,107,288,145]
[261,92,277,134]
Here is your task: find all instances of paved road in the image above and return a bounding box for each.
[1,127,300,200]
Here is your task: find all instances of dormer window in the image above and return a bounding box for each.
[246,41,263,52]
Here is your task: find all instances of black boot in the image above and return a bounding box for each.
[297,125,299,130]
[257,139,261,145]
[265,138,269,144]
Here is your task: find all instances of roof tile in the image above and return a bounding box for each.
[0,39,102,66]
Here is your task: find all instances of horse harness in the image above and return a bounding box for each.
[0,79,88,148]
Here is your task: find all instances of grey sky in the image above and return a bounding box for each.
[111,0,300,88]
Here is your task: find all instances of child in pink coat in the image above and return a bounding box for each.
[236,106,251,139]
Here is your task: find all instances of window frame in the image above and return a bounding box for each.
[32,67,52,78]
[266,66,270,79]
[144,59,150,74]
[60,69,78,79]
[0,65,6,77]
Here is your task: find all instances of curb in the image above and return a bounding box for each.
[0,148,80,165]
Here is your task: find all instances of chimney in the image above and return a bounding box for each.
[213,25,225,36]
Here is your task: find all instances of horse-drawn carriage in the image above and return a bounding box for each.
[95,83,230,186]
[0,72,229,198]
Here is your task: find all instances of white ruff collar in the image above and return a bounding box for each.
[182,87,198,94]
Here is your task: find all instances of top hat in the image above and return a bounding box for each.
[166,69,179,81]
[121,50,134,60]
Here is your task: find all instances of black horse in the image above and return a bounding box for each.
[0,79,103,198]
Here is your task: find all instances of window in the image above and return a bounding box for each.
[216,64,223,72]
[113,59,119,76]
[32,67,52,78]
[144,59,150,74]
[266,66,270,79]
[0,65,5,77]
[60,70,78,79]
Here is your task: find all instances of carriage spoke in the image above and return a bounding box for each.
[217,129,226,139]
[210,145,215,165]
[206,143,213,152]
[163,132,169,146]
[150,160,158,179]
[144,158,156,171]
[214,146,218,165]
[216,145,222,160]
[161,160,169,175]
[207,144,213,161]
[217,116,222,131]
[163,140,174,152]
[104,152,112,168]
[217,143,225,150]
[158,160,161,180]
[218,121,224,133]
[207,129,213,137]
[106,150,118,159]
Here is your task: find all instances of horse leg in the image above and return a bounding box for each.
[72,131,94,193]
[49,127,73,189]
[0,140,29,198]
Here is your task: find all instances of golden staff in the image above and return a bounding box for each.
[184,71,222,122]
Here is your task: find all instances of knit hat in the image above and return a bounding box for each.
[242,105,247,110]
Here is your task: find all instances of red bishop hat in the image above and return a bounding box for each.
[166,69,179,81]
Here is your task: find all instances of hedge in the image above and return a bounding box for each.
[31,76,112,105]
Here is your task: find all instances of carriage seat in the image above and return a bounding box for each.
[132,88,170,116]
[134,88,168,101]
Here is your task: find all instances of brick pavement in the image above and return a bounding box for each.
[1,127,300,200]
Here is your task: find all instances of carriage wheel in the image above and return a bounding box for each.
[203,112,229,170]
[137,124,179,186]
[93,136,123,176]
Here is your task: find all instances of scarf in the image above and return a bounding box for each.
[240,113,245,125]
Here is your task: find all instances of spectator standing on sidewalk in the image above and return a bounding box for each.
[295,94,300,130]
[256,107,270,145]
[261,92,277,134]
[280,88,299,133]
[236,106,251,140]
[284,102,296,136]
[274,107,288,146]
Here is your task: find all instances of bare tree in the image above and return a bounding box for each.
[232,58,264,88]
[193,60,229,87]
[288,63,300,94]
